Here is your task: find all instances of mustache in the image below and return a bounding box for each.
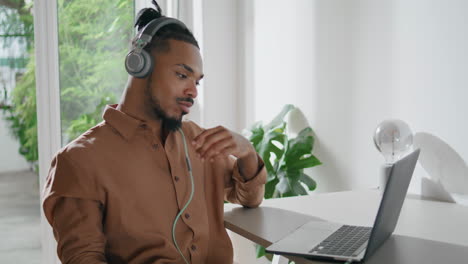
[176,97,194,105]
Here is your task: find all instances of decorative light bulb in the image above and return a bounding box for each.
[373,119,413,164]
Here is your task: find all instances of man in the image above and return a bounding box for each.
[42,2,266,264]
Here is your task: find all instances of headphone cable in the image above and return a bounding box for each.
[172,128,194,264]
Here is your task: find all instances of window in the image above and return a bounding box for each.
[57,0,134,144]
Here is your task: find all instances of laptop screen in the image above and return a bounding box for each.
[364,149,420,260]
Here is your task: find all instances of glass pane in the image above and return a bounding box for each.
[0,1,40,263]
[57,0,134,145]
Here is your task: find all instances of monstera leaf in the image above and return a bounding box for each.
[248,105,322,199]
[248,105,322,261]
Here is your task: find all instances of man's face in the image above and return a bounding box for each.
[146,39,204,130]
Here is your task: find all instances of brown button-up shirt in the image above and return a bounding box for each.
[42,104,267,264]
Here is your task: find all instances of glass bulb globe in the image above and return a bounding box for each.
[373,119,413,164]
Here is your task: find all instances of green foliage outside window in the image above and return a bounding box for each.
[57,0,133,143]
[2,55,37,165]
[1,0,134,170]
[1,0,36,167]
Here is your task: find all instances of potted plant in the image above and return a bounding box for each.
[246,104,322,261]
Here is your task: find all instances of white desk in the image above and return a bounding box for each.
[224,190,468,263]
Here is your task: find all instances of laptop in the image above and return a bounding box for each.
[266,149,420,263]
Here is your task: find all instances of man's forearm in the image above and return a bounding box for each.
[237,150,259,181]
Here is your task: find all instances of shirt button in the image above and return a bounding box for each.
[191,245,197,251]
[174,176,180,182]
[152,143,158,150]
[185,213,190,219]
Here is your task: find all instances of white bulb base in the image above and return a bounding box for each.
[379,163,393,194]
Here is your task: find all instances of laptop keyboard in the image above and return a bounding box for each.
[309,225,372,257]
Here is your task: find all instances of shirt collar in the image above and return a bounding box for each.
[102,104,145,141]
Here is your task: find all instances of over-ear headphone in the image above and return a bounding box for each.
[125,17,188,78]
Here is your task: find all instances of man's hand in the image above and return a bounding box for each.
[192,126,259,180]
[192,126,253,161]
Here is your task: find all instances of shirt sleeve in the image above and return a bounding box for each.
[42,153,108,264]
[50,197,108,264]
[224,153,267,208]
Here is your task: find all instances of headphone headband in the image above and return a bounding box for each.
[136,17,187,45]
[125,17,188,78]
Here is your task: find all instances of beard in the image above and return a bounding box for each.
[145,81,192,132]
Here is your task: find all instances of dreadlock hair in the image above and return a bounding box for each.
[134,0,199,55]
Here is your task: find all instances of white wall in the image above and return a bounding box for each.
[252,0,468,193]
[201,0,240,131]
[253,0,356,192]
[390,0,468,193]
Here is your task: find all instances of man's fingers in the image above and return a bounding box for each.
[192,126,250,161]
[194,127,231,155]
[198,132,231,158]
[203,140,234,161]
[192,126,224,147]
[207,145,236,163]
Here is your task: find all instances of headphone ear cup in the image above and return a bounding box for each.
[125,49,154,78]
[138,49,154,78]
